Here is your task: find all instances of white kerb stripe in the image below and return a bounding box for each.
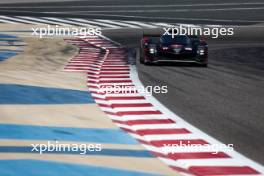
[95,19,140,28]
[69,18,101,28]
[101,99,149,104]
[20,16,70,26]
[161,145,233,153]
[152,22,172,27]
[71,18,120,28]
[0,17,16,24]
[108,114,169,121]
[143,133,201,141]
[159,157,245,168]
[176,158,245,167]
[0,16,43,25]
[42,17,79,26]
[123,21,158,28]
[68,18,99,27]
[101,106,157,112]
[127,124,183,130]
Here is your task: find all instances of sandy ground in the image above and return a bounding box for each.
[0,32,117,128]
[0,36,86,90]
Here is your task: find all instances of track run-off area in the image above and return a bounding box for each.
[0,0,264,175]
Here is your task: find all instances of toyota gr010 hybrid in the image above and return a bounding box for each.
[140,34,208,66]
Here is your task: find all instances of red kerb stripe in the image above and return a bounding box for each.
[168,152,230,160]
[189,166,260,175]
[136,128,190,135]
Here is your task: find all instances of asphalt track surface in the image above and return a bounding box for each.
[0,0,264,25]
[102,27,264,166]
[1,0,264,168]
[137,41,264,165]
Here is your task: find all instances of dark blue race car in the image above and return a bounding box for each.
[140,34,208,67]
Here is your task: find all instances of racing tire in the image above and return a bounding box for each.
[200,63,208,67]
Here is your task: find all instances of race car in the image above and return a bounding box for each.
[140,34,208,67]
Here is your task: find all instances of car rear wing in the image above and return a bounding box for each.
[141,32,161,45]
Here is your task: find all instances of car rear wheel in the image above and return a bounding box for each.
[200,63,208,67]
[143,57,152,65]
[139,49,144,64]
[140,56,144,64]
[140,51,150,65]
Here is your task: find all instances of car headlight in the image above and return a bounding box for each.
[149,48,156,54]
[184,47,192,51]
[197,49,205,55]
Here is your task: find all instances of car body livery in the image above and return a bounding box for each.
[140,34,208,66]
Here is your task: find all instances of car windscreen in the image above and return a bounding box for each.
[147,37,160,44]
[161,35,190,45]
